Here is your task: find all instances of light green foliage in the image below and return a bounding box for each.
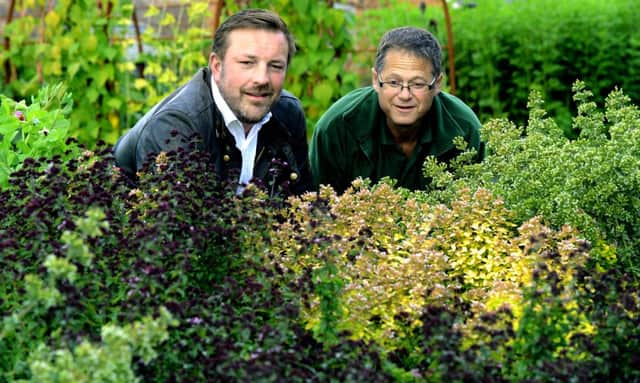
[131,0,211,114]
[1,0,135,145]
[17,307,173,383]
[424,82,640,274]
[61,207,109,267]
[505,223,595,381]
[1,208,173,382]
[267,180,449,348]
[0,83,76,189]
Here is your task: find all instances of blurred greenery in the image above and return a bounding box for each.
[1,0,638,144]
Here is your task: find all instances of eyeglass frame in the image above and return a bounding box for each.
[376,74,438,94]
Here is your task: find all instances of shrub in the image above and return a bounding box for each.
[2,81,640,381]
[422,81,640,276]
[263,181,608,378]
[0,137,391,382]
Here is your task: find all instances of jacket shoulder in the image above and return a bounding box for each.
[314,87,378,138]
[271,90,306,138]
[437,92,481,129]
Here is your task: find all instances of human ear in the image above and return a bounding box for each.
[209,53,222,80]
[371,67,380,90]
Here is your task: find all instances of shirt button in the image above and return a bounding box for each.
[223,154,231,162]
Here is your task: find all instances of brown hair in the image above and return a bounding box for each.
[212,9,296,65]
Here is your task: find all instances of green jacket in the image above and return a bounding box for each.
[309,86,484,193]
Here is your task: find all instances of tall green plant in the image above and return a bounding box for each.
[1,0,135,145]
[126,0,211,124]
[0,83,77,189]
[421,82,640,276]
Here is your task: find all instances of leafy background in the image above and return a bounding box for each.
[1,0,638,144]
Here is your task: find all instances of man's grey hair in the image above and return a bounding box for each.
[374,26,442,78]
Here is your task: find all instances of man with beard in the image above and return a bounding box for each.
[309,26,485,194]
[114,9,311,195]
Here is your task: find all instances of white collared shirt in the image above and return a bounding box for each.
[211,75,271,192]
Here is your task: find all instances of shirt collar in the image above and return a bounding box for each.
[210,74,272,128]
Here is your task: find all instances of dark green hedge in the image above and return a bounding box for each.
[453,0,640,135]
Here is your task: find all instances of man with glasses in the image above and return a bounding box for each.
[309,26,484,193]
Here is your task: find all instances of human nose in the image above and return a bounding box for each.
[252,63,270,84]
[398,84,412,96]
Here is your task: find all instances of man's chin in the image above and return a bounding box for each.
[239,109,271,125]
[391,120,420,130]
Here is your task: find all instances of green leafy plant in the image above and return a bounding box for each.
[422,82,640,275]
[1,207,174,383]
[2,79,640,381]
[1,0,135,145]
[0,83,77,188]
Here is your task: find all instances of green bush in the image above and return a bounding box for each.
[0,134,390,382]
[2,77,640,381]
[2,136,638,380]
[0,0,135,145]
[421,81,640,276]
[1,208,174,383]
[0,83,79,189]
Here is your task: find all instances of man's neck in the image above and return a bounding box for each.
[387,119,422,157]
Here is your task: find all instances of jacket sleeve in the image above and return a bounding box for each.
[114,109,201,175]
[465,110,486,162]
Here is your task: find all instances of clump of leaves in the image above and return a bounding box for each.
[0,83,77,188]
[1,205,175,383]
[266,180,589,364]
[422,81,640,275]
[267,178,640,380]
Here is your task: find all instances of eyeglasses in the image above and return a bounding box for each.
[377,75,437,94]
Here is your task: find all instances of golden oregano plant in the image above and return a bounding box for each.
[264,180,591,356]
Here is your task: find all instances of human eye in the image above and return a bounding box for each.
[386,80,402,88]
[409,82,428,90]
[269,62,286,72]
[238,59,255,67]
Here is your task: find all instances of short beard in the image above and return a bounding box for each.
[234,91,281,125]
